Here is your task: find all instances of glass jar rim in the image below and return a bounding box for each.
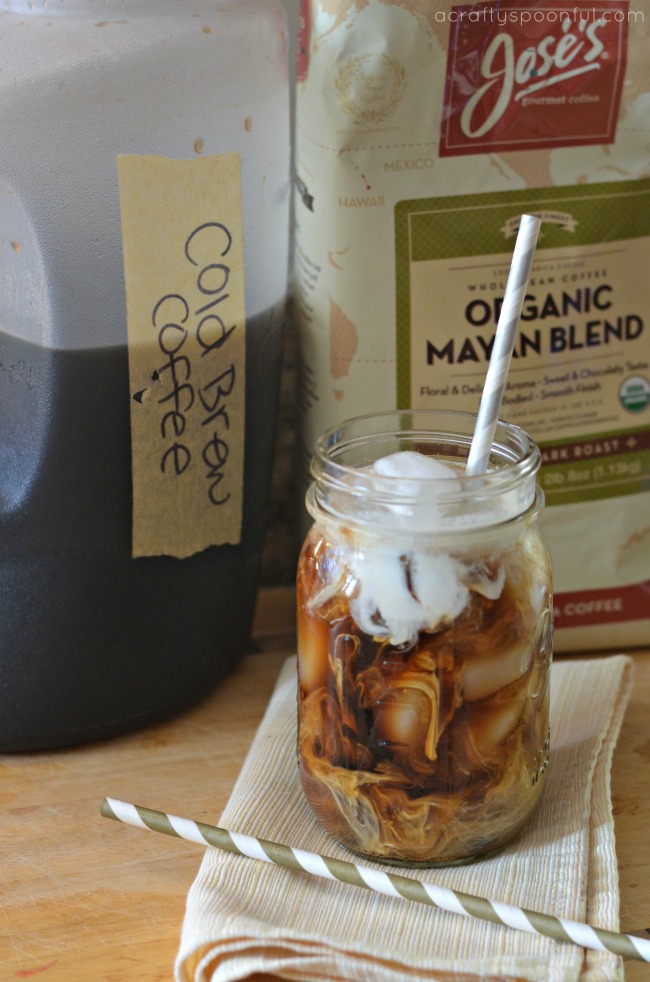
[309,409,542,533]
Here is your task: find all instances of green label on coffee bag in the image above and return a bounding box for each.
[395,178,650,503]
[537,426,649,505]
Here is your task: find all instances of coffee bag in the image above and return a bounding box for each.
[294,0,649,652]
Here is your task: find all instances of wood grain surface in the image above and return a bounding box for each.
[1,587,648,982]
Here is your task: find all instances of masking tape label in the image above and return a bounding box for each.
[118,153,246,558]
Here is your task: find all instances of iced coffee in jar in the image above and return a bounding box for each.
[296,410,552,866]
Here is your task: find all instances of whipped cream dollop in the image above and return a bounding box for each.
[343,451,505,644]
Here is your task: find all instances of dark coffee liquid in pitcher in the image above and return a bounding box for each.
[0,310,283,750]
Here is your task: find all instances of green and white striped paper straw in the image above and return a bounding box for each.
[466,213,542,476]
[100,796,650,964]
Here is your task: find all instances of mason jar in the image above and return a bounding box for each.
[296,409,553,866]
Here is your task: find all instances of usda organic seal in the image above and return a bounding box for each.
[619,375,650,412]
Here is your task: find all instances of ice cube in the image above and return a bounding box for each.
[371,451,459,483]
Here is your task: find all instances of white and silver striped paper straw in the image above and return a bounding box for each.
[100,796,650,964]
[466,213,542,476]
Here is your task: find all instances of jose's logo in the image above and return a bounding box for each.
[440,1,629,156]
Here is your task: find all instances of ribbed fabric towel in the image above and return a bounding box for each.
[176,654,633,982]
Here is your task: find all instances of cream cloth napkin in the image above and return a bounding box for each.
[176,654,633,982]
